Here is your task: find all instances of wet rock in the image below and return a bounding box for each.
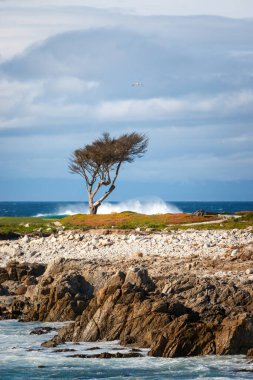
[41,340,57,348]
[53,348,76,353]
[69,352,142,359]
[30,326,56,335]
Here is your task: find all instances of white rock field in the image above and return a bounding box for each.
[0,229,252,266]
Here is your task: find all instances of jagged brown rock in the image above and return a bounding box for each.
[149,314,215,357]
[56,268,214,357]
[23,259,94,321]
[1,253,253,357]
[44,265,253,358]
[215,314,253,354]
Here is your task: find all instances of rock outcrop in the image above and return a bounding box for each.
[0,259,93,321]
[55,267,214,357]
[216,314,253,355]
[45,266,253,358]
[23,259,94,321]
[0,261,46,319]
[1,252,253,358]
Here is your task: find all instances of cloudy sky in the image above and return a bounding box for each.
[0,0,253,201]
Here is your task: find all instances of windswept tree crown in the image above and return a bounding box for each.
[70,132,148,173]
[69,132,148,214]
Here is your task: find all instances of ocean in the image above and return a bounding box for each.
[0,320,252,380]
[0,200,252,217]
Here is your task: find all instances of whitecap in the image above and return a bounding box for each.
[34,199,181,217]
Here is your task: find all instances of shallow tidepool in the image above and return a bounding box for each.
[0,320,253,380]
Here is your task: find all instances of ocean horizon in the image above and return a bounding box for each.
[0,200,253,217]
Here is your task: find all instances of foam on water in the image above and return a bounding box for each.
[35,198,181,217]
[1,320,253,380]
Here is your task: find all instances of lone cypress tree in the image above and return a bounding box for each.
[69,132,148,214]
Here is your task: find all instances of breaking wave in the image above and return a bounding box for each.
[35,199,181,217]
[98,199,181,214]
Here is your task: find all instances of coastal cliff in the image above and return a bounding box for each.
[0,228,253,358]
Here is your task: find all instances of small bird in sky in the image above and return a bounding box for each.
[132,81,144,87]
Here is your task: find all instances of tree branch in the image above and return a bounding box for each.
[93,162,122,207]
[91,178,110,200]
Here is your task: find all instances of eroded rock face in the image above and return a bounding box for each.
[23,259,94,321]
[0,261,46,319]
[43,265,253,358]
[149,314,215,357]
[4,261,46,283]
[52,268,215,357]
[216,314,253,355]
[1,257,253,358]
[0,259,94,321]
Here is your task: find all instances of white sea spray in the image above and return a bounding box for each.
[35,198,181,216]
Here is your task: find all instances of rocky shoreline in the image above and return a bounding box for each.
[0,228,253,358]
[0,228,252,266]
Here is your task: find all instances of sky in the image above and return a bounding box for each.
[0,0,253,201]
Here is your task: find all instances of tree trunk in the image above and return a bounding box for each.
[89,204,99,214]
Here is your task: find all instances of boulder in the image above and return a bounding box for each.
[30,326,56,335]
[68,352,142,359]
[124,267,155,292]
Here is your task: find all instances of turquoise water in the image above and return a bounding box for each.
[0,320,253,379]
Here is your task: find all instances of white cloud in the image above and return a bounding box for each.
[1,77,253,129]
[96,91,253,121]
[2,0,253,18]
[0,6,120,60]
[1,1,253,60]
[0,77,99,128]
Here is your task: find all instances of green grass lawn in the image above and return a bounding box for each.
[0,216,59,238]
[0,212,252,239]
